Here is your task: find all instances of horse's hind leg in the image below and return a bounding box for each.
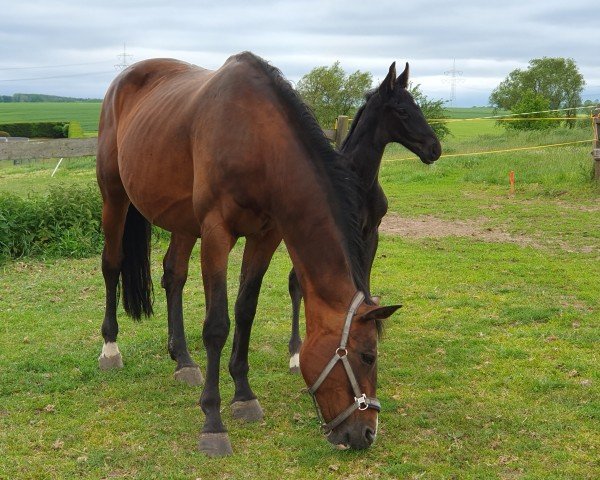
[162,233,203,386]
[287,269,303,374]
[197,215,236,457]
[229,229,281,422]
[98,194,129,370]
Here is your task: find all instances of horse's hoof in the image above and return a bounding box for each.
[174,366,204,386]
[231,399,264,422]
[98,352,123,370]
[289,353,300,374]
[198,432,233,457]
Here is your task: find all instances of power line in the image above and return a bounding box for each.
[0,61,112,71]
[0,70,115,82]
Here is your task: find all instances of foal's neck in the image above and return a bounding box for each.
[341,110,388,191]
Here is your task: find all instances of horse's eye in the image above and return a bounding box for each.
[393,107,408,119]
[361,352,376,366]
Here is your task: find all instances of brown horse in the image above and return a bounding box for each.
[96,52,400,456]
[287,62,441,372]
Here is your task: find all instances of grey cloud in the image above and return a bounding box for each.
[0,0,598,106]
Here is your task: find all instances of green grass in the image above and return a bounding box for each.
[0,102,101,133]
[1,122,599,478]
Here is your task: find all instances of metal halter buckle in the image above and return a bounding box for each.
[355,394,368,411]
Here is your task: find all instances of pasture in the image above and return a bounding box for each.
[0,102,102,134]
[1,119,599,478]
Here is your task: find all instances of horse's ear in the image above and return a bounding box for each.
[397,62,409,89]
[359,304,401,322]
[378,62,396,97]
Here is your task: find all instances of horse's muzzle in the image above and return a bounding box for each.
[327,421,377,450]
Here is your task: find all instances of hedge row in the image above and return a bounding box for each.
[0,121,85,139]
[0,185,103,263]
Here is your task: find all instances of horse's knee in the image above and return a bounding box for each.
[202,316,230,350]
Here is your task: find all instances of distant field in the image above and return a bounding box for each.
[0,104,586,141]
[0,104,506,139]
[0,102,101,133]
[444,107,509,119]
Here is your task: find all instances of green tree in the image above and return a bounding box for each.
[489,57,585,127]
[502,89,553,131]
[296,62,372,128]
[409,83,450,140]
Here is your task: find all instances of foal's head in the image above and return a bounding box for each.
[352,62,442,164]
[300,299,400,450]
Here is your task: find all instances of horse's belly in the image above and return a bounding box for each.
[118,150,201,236]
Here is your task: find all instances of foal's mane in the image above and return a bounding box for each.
[234,52,368,298]
[340,89,376,151]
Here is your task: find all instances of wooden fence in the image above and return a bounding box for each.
[0,137,97,163]
[593,110,600,181]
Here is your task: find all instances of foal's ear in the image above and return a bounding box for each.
[378,61,396,97]
[359,304,402,322]
[396,62,409,89]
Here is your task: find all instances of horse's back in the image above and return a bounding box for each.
[97,59,215,233]
[96,53,297,237]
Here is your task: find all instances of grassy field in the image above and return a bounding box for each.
[0,104,504,138]
[1,120,599,479]
[0,102,102,133]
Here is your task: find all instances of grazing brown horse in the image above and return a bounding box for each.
[96,52,400,456]
[287,62,441,372]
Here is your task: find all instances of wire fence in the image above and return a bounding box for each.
[390,105,599,162]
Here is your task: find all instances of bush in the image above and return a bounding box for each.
[0,131,9,137]
[0,122,69,138]
[499,90,555,131]
[0,185,103,263]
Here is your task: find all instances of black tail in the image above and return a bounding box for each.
[121,204,154,319]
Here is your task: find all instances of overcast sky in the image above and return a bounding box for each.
[1,0,598,106]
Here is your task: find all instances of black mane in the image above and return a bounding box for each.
[340,89,376,151]
[236,52,368,297]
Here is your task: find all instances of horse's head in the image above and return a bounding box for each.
[369,62,441,164]
[300,294,401,449]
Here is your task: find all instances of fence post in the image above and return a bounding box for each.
[593,110,600,181]
[334,115,350,149]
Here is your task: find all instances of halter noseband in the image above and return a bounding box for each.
[306,291,381,435]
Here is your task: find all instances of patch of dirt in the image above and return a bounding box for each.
[379,214,598,254]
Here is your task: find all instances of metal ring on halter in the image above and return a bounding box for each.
[356,394,368,411]
[335,347,348,358]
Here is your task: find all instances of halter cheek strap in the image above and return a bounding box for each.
[306,291,381,435]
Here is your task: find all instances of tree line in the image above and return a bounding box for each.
[0,93,101,103]
[296,56,593,135]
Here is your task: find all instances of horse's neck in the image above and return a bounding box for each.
[341,115,388,190]
[282,213,357,310]
[273,166,358,315]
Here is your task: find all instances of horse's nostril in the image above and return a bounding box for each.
[364,427,375,445]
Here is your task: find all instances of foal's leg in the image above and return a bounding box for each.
[161,233,203,386]
[98,195,129,370]
[197,217,236,457]
[229,230,281,422]
[287,269,303,374]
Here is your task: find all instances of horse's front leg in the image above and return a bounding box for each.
[197,218,236,457]
[161,233,203,386]
[229,230,281,422]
